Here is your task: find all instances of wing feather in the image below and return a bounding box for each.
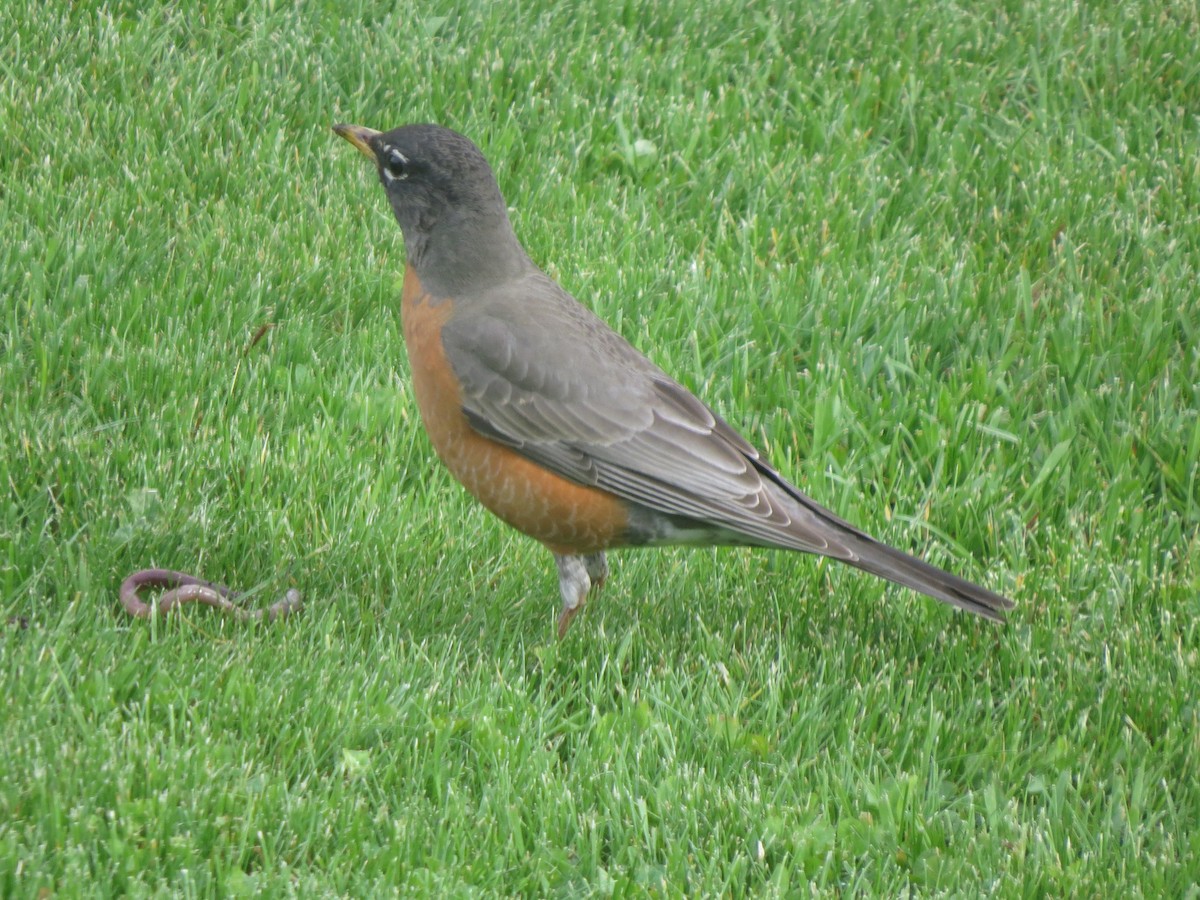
[435,272,1012,621]
[441,274,858,556]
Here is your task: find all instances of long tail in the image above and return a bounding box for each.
[749,460,1015,620]
[840,532,1014,621]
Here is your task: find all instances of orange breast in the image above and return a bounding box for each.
[400,265,629,555]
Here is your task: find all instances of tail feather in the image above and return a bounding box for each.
[842,533,1014,621]
[756,462,1014,621]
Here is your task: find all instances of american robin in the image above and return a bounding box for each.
[333,122,1015,636]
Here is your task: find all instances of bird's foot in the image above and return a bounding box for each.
[554,552,608,638]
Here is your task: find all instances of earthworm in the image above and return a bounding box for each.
[118,569,302,622]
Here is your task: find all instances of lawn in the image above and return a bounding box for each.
[3,0,1198,895]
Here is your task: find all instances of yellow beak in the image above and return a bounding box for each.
[332,123,381,163]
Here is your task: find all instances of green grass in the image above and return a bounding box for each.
[3,0,1199,894]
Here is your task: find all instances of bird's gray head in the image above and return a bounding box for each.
[333,122,528,292]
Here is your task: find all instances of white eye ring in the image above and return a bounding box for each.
[381,146,409,183]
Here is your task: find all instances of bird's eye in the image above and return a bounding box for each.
[381,146,409,183]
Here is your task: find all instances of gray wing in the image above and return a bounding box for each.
[440,274,858,556]
[441,273,1014,621]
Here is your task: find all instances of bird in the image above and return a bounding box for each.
[332,122,1014,636]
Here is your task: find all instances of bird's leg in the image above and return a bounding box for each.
[554,552,608,637]
[554,554,590,637]
[583,552,608,590]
